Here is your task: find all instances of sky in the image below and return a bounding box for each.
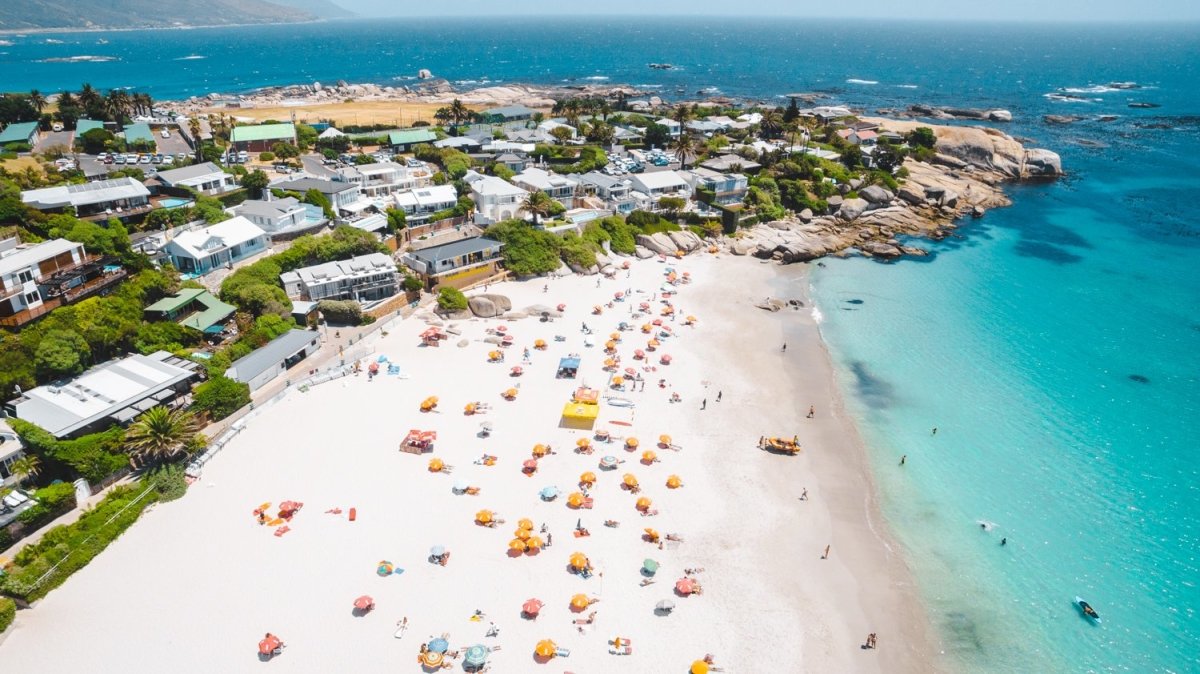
[332,0,1200,22]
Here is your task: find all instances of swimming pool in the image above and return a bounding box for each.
[159,197,193,209]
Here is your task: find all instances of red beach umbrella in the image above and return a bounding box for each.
[353,595,374,611]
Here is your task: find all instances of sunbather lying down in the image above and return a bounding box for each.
[665,533,684,542]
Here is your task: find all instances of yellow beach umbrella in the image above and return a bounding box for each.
[570,594,590,610]
[605,340,617,351]
[534,339,546,348]
[691,661,710,674]
[569,552,589,570]
[576,437,591,448]
[641,323,652,333]
[567,492,585,508]
[658,434,672,447]
[666,475,683,489]
[464,402,477,414]
[613,375,624,386]
[579,471,596,485]
[625,437,639,449]
[504,388,518,399]
[517,517,534,531]
[623,473,639,488]
[428,458,445,472]
[641,450,657,464]
[636,496,652,511]
[532,443,549,457]
[526,536,544,550]
[475,509,494,524]
[509,538,527,552]
[515,528,531,541]
[535,640,557,658]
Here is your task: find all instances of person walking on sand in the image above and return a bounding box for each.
[822,544,830,559]
[807,405,815,419]
[701,398,707,410]
[800,488,808,501]
[716,391,722,402]
[782,343,787,352]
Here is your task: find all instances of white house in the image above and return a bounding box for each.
[280,252,399,303]
[275,177,365,215]
[232,196,324,236]
[225,329,320,392]
[682,168,750,211]
[463,171,529,224]
[0,420,28,488]
[393,184,459,222]
[0,238,88,321]
[578,172,644,215]
[155,162,236,194]
[512,167,578,203]
[334,161,430,197]
[163,216,268,276]
[536,120,577,140]
[654,118,682,138]
[21,177,150,217]
[628,171,691,201]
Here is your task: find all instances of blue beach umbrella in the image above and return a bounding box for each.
[540,485,560,500]
[642,558,660,576]
[430,545,445,557]
[429,637,449,654]
[464,644,488,666]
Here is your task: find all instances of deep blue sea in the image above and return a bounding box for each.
[3,18,1199,673]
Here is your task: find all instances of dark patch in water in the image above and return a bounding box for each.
[1013,240,1085,264]
[848,361,895,409]
[845,299,864,305]
[943,612,985,653]
[1128,374,1150,384]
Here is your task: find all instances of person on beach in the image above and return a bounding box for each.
[822,544,830,559]
[701,398,707,410]
[807,405,815,419]
[800,488,808,500]
[782,343,787,352]
[900,455,906,466]
[717,391,722,402]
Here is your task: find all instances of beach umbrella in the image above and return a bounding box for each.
[623,261,631,269]
[522,598,544,616]
[636,496,653,511]
[593,304,603,314]
[502,334,514,345]
[509,538,527,552]
[569,552,589,570]
[377,560,395,576]
[515,528,531,541]
[690,661,709,674]
[675,578,696,595]
[614,291,624,300]
[658,434,672,447]
[523,459,538,473]
[532,443,549,457]
[475,509,494,525]
[623,367,636,376]
[496,325,507,333]
[488,350,501,361]
[428,637,449,654]
[648,339,660,349]
[567,492,585,508]
[661,354,673,365]
[579,471,597,485]
[623,473,639,488]
[540,486,560,500]
[557,303,567,311]
[420,651,444,668]
[570,594,590,611]
[526,536,544,550]
[511,365,523,376]
[534,339,546,348]
[600,455,619,469]
[633,349,645,360]
[625,437,640,449]
[653,318,663,326]
[504,387,518,400]
[613,376,624,387]
[610,332,621,340]
[454,479,471,493]
[517,518,535,531]
[429,458,445,472]
[535,639,557,658]
[464,644,489,667]
[666,475,683,489]
[686,315,697,324]
[643,528,660,543]
[643,558,660,575]
[656,599,676,612]
[604,358,616,369]
[465,402,477,414]
[258,635,281,655]
[576,437,591,449]
[430,545,446,557]
[641,450,657,464]
[605,340,617,351]
[353,595,374,611]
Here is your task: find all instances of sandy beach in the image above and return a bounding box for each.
[0,254,935,673]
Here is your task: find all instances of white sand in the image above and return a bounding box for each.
[0,255,935,672]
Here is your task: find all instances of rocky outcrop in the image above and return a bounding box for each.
[897,185,926,206]
[636,233,677,256]
[667,230,704,252]
[467,294,513,318]
[634,245,655,259]
[883,104,1014,123]
[1023,148,1063,178]
[858,185,894,205]
[837,198,869,221]
[864,117,1063,180]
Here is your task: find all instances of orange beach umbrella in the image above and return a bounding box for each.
[570,594,590,611]
[569,552,589,570]
[535,639,557,658]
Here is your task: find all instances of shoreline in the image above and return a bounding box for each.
[0,19,327,38]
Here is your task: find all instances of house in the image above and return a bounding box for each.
[0,121,40,148]
[434,136,484,152]
[536,120,577,140]
[628,171,690,201]
[849,120,881,133]
[317,126,345,140]
[479,105,539,124]
[3,351,201,438]
[837,128,877,146]
[230,123,297,152]
[0,420,28,489]
[685,120,726,135]
[388,129,438,152]
[683,168,749,209]
[143,288,235,334]
[654,118,682,138]
[224,329,320,392]
[462,170,529,224]
[393,184,459,222]
[156,162,237,194]
[334,162,427,197]
[22,177,151,217]
[401,236,504,290]
[275,177,365,215]
[123,123,156,150]
[493,152,530,173]
[578,172,642,215]
[232,196,325,237]
[280,252,398,303]
[162,216,269,276]
[699,154,762,174]
[512,167,578,203]
[0,237,127,327]
[74,119,106,137]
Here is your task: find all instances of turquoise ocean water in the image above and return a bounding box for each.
[2,18,1198,673]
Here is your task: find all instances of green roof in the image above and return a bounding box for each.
[231,123,296,143]
[124,122,155,144]
[76,119,105,135]
[145,289,235,332]
[388,129,438,146]
[0,121,39,144]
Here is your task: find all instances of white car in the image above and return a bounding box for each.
[160,129,170,139]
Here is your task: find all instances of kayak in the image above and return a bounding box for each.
[1075,596,1102,624]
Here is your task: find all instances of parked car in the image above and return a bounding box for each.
[114,155,126,164]
[175,152,189,162]
[160,129,171,139]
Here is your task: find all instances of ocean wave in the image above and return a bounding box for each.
[633,84,663,89]
[175,55,206,61]
[1061,85,1120,94]
[810,304,824,324]
[846,78,878,85]
[36,55,119,63]
[896,84,918,89]
[583,76,609,81]
[1044,93,1098,104]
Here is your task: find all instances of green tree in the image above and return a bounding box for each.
[304,189,335,219]
[77,128,117,154]
[436,287,468,313]
[191,376,250,421]
[485,219,562,276]
[271,141,299,159]
[673,132,697,170]
[658,196,687,216]
[317,299,364,325]
[906,127,937,149]
[123,406,199,466]
[295,123,318,150]
[520,190,554,227]
[385,207,407,235]
[9,455,41,488]
[549,126,573,146]
[240,169,269,197]
[783,97,800,123]
[644,123,671,150]
[35,329,90,378]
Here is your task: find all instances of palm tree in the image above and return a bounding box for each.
[78,83,101,111]
[29,89,46,114]
[759,109,784,139]
[188,117,203,159]
[124,406,199,466]
[448,99,470,128]
[673,132,697,170]
[9,455,41,488]
[520,190,554,227]
[58,91,77,109]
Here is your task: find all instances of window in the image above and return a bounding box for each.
[24,290,40,305]
[18,269,33,283]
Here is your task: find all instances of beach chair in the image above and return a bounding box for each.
[555,647,571,658]
[608,645,632,655]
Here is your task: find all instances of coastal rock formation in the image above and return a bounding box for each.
[858,185,894,205]
[865,118,1063,180]
[667,230,704,252]
[636,233,678,256]
[837,198,870,221]
[468,294,513,318]
[881,105,1014,122]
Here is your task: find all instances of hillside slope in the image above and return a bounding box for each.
[0,0,314,31]
[269,0,354,19]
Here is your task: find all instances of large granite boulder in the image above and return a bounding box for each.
[1023,148,1063,177]
[634,245,655,259]
[729,238,756,256]
[636,233,677,256]
[798,208,814,223]
[861,241,903,258]
[859,185,894,204]
[667,230,703,252]
[988,109,1013,122]
[468,293,513,318]
[837,198,869,221]
[897,185,926,205]
[827,195,843,212]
